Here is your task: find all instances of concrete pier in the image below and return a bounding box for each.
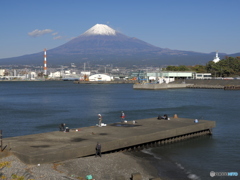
[179,79,240,89]
[133,83,193,90]
[74,80,136,84]
[133,79,240,90]
[1,117,215,165]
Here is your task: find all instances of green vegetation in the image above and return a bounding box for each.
[11,174,25,180]
[165,57,240,77]
[0,161,11,169]
[0,161,11,179]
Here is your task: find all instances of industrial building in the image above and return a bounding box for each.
[89,74,112,81]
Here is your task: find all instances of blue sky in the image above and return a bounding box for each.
[0,0,239,59]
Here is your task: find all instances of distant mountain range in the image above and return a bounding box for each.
[0,24,239,67]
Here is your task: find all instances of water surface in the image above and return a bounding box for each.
[0,81,239,179]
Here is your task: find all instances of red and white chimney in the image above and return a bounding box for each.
[43,48,47,75]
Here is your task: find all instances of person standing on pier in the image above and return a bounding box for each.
[95,142,102,157]
[120,111,125,122]
[98,114,102,127]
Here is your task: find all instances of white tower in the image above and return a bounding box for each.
[213,51,220,63]
[43,48,47,75]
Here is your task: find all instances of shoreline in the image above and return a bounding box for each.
[0,152,160,180]
[131,150,192,180]
[0,149,196,180]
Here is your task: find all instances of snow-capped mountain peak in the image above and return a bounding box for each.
[83,24,116,36]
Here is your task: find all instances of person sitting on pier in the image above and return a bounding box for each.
[157,114,168,120]
[59,123,66,131]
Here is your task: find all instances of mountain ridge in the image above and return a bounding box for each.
[0,24,235,66]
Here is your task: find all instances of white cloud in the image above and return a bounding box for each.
[68,37,76,40]
[28,29,54,37]
[52,32,58,36]
[53,36,63,40]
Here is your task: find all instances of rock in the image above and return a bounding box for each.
[131,172,142,180]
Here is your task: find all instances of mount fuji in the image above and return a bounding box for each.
[0,24,230,66]
[50,24,167,55]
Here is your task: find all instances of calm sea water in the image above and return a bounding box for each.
[0,81,239,179]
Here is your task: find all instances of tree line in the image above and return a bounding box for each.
[165,56,240,77]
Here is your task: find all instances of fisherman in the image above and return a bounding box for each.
[163,114,168,120]
[120,111,125,122]
[59,123,66,131]
[157,114,168,120]
[98,114,102,127]
[95,142,101,157]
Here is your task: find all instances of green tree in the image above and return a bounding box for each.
[178,65,189,71]
[191,65,206,73]
[166,56,240,77]
[166,65,189,71]
[166,66,178,71]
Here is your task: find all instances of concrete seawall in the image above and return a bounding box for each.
[74,80,136,84]
[133,83,193,90]
[185,79,240,89]
[134,79,240,90]
[1,117,215,165]
[184,79,240,86]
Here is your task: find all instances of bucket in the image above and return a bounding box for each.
[65,127,69,132]
[86,175,93,180]
[194,119,198,123]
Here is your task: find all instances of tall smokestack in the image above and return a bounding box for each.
[43,48,47,75]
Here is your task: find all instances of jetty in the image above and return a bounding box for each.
[185,79,240,89]
[133,79,240,90]
[1,117,215,165]
[133,82,192,90]
[74,80,136,84]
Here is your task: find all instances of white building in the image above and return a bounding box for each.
[147,71,194,81]
[81,71,91,76]
[89,74,112,81]
[0,69,5,76]
[30,72,37,80]
[49,71,61,78]
[147,71,212,81]
[194,73,212,79]
[64,70,71,75]
[213,51,220,63]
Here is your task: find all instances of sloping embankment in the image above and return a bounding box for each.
[171,79,240,89]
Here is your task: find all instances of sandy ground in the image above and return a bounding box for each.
[0,152,160,180]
